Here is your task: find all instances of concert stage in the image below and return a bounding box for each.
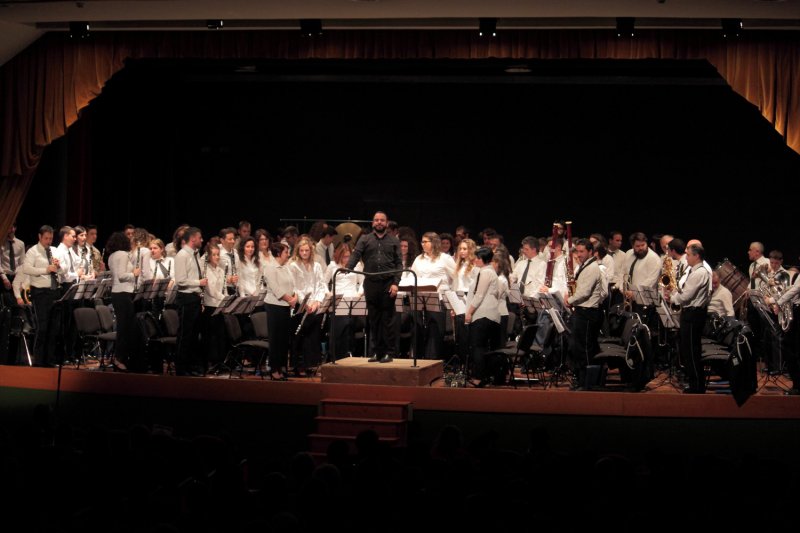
[1,363,798,464]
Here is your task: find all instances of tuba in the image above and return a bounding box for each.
[756,265,793,332]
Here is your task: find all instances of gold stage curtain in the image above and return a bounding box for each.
[1,29,798,234]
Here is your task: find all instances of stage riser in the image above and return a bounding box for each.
[315,417,407,439]
[308,434,401,454]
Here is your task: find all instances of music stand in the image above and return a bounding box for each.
[748,291,789,392]
[212,295,237,316]
[331,295,368,360]
[530,294,571,387]
[441,290,469,383]
[93,278,113,301]
[650,300,684,391]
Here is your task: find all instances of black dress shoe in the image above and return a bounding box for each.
[367,355,381,363]
[380,355,393,363]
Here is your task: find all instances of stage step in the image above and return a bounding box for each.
[315,416,407,439]
[308,399,413,456]
[308,433,401,454]
[319,398,413,420]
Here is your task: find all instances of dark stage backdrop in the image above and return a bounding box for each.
[18,58,800,266]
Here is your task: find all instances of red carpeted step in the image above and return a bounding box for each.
[315,416,407,439]
[319,398,412,420]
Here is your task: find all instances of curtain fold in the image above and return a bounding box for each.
[1,29,798,234]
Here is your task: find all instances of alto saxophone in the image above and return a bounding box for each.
[660,255,681,311]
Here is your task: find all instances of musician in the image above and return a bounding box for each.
[282,226,299,255]
[411,232,455,359]
[606,230,626,290]
[686,239,714,294]
[659,235,674,258]
[174,227,207,377]
[439,233,454,256]
[143,239,174,282]
[72,226,95,280]
[218,227,241,294]
[346,211,402,363]
[622,232,661,311]
[325,244,365,358]
[165,224,189,258]
[766,266,800,394]
[85,225,105,273]
[255,229,275,272]
[264,242,295,380]
[236,237,262,297]
[123,224,135,243]
[236,220,252,246]
[54,226,78,287]
[0,222,25,362]
[565,239,605,389]
[288,237,327,374]
[708,271,735,318]
[532,236,569,348]
[454,225,470,249]
[493,251,512,347]
[315,226,337,270]
[452,238,477,364]
[107,231,142,372]
[664,244,711,394]
[387,221,400,238]
[21,226,61,366]
[510,237,542,331]
[589,234,615,290]
[746,241,771,364]
[465,247,501,387]
[201,245,227,368]
[130,228,152,289]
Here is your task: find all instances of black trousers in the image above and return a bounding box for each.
[469,317,500,380]
[30,286,59,366]
[266,304,290,370]
[570,306,603,380]
[364,278,397,357]
[175,292,202,374]
[680,307,708,391]
[415,309,445,359]
[291,311,323,369]
[110,291,135,365]
[201,306,226,365]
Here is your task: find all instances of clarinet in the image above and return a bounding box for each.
[133,247,141,291]
[294,293,309,334]
[44,246,58,289]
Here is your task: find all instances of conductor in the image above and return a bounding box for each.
[347,211,402,363]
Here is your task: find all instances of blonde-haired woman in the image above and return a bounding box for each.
[453,238,477,365]
[411,232,455,358]
[289,237,327,375]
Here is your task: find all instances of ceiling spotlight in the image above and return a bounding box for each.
[68,21,90,40]
[207,20,224,30]
[300,19,323,38]
[721,18,742,39]
[479,18,497,38]
[616,17,635,38]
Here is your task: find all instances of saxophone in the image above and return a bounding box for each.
[756,265,793,332]
[660,255,682,312]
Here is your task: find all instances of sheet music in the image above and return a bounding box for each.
[443,290,466,315]
[398,277,441,291]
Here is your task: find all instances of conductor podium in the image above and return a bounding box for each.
[320,357,443,387]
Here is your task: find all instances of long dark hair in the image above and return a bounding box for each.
[105,231,131,256]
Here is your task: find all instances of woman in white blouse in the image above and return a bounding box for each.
[201,245,228,369]
[411,232,455,359]
[145,239,174,282]
[107,231,141,371]
[326,244,365,359]
[236,237,261,296]
[289,237,327,374]
[492,250,512,348]
[452,238,477,365]
[264,242,295,380]
[255,229,276,273]
[466,247,501,387]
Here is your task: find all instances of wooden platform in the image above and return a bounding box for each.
[320,357,443,387]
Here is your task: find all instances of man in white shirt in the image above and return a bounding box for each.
[1,221,25,363]
[746,241,771,366]
[315,226,337,269]
[708,271,735,318]
[218,227,240,295]
[22,225,61,366]
[174,227,207,376]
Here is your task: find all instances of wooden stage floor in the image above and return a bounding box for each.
[1,359,797,420]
